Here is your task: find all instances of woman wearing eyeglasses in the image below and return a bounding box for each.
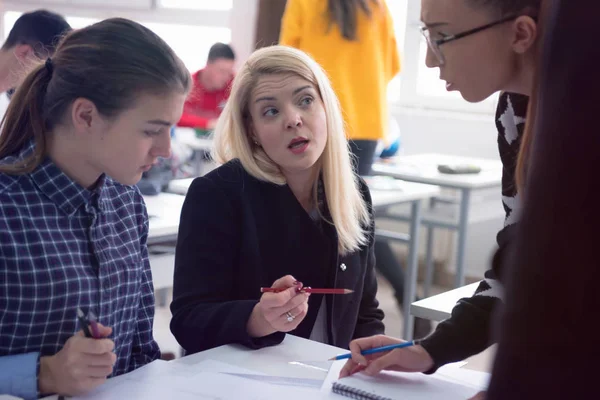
[340,0,540,396]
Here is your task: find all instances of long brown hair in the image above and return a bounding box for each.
[515,90,538,191]
[326,0,376,41]
[0,18,191,174]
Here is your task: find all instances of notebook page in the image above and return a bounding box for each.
[330,370,481,400]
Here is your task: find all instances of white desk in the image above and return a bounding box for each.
[168,177,439,340]
[410,282,480,321]
[173,334,341,381]
[144,192,185,245]
[39,335,488,399]
[173,128,213,176]
[144,193,185,305]
[373,154,503,292]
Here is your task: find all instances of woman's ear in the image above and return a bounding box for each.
[13,44,34,62]
[247,119,260,146]
[512,15,538,54]
[70,98,105,136]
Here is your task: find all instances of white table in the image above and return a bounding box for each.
[144,192,185,245]
[36,335,489,400]
[373,154,503,291]
[168,177,439,340]
[173,128,213,175]
[410,282,480,321]
[144,193,186,306]
[173,334,341,381]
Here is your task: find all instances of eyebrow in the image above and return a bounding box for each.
[422,22,449,29]
[146,119,172,126]
[254,85,313,103]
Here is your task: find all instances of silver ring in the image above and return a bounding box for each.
[286,312,295,322]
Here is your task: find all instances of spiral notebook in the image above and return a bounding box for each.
[329,370,482,400]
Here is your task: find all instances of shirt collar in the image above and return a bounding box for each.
[19,140,107,215]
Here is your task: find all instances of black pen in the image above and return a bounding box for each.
[58,309,100,399]
[76,307,94,338]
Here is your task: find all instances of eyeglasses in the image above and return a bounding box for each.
[421,15,518,65]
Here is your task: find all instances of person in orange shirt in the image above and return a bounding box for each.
[280,0,432,339]
[178,43,235,131]
[280,0,399,175]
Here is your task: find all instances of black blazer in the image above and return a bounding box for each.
[170,160,384,354]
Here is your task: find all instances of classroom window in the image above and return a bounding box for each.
[386,0,408,103]
[140,22,231,72]
[159,0,233,10]
[2,11,231,73]
[3,12,98,39]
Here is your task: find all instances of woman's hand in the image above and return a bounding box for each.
[247,275,310,337]
[339,334,434,378]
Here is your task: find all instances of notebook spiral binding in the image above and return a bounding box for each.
[332,382,393,400]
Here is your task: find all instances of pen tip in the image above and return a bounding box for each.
[345,289,354,294]
[328,357,337,361]
[77,307,85,318]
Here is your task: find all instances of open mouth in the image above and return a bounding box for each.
[288,139,309,149]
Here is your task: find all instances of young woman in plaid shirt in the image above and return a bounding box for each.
[0,19,190,399]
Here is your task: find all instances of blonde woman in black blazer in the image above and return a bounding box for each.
[171,46,385,354]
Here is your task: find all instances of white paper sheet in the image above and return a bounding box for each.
[71,358,323,400]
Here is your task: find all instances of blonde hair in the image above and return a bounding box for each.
[213,45,369,255]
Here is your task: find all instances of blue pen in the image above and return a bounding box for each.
[329,340,419,361]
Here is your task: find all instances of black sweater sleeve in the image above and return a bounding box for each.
[170,177,284,354]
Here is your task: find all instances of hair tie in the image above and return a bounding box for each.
[45,58,54,75]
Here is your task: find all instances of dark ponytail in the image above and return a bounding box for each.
[326,0,376,41]
[0,18,191,175]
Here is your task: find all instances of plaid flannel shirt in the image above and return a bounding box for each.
[0,140,159,391]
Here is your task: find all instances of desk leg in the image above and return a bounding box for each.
[402,200,422,341]
[455,189,472,287]
[424,197,437,298]
[424,227,435,298]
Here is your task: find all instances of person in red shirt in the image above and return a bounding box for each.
[178,43,235,130]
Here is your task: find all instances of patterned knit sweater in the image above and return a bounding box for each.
[419,92,530,369]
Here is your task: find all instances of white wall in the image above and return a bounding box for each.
[394,109,500,160]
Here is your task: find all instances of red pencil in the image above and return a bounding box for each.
[260,287,354,295]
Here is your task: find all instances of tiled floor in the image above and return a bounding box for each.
[153,273,445,357]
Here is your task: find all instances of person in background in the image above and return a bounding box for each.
[0,10,71,117]
[177,42,235,132]
[280,0,399,176]
[339,1,540,398]
[280,0,434,339]
[255,0,288,49]
[0,18,190,399]
[170,46,384,354]
[488,0,600,398]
